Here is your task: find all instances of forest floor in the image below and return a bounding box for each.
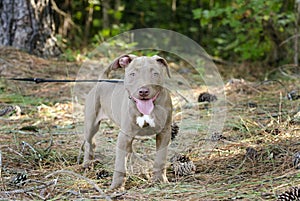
[0,47,299,200]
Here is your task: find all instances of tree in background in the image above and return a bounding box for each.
[0,0,298,66]
[0,0,61,57]
[59,0,298,66]
[193,0,296,65]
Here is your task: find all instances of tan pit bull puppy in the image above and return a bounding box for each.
[83,55,172,189]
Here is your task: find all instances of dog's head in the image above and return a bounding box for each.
[109,54,170,115]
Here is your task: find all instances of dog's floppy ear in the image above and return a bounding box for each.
[110,54,137,69]
[152,55,171,78]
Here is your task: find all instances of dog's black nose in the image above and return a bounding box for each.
[139,87,150,97]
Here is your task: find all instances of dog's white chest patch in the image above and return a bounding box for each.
[136,115,155,128]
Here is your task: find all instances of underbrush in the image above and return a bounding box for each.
[0,48,299,200]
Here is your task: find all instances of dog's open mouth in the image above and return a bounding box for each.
[132,92,159,115]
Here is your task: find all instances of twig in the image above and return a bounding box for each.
[0,58,13,67]
[0,150,4,190]
[45,170,111,201]
[279,34,300,46]
[175,90,190,103]
[0,179,57,195]
[26,191,46,200]
[278,92,282,123]
[213,57,238,66]
[22,141,38,154]
[256,80,288,95]
[50,0,80,32]
[278,64,300,78]
[91,192,127,199]
[6,147,24,158]
[21,141,42,160]
[49,131,82,135]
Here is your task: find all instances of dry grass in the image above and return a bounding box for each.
[0,48,299,200]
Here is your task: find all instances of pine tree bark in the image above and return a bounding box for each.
[0,0,61,57]
[102,0,110,29]
[294,0,300,66]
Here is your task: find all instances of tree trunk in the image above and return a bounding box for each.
[294,0,300,66]
[0,0,61,57]
[102,0,110,29]
[114,0,121,24]
[83,3,94,46]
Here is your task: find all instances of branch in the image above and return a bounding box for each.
[279,34,300,47]
[0,150,4,190]
[0,179,57,195]
[45,170,111,200]
[50,0,80,31]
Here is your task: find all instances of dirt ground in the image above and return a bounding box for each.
[0,47,299,200]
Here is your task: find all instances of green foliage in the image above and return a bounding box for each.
[0,93,45,105]
[56,0,297,64]
[193,0,295,62]
[92,23,133,43]
[59,48,79,62]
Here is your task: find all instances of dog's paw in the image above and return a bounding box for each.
[82,160,92,169]
[82,159,100,170]
[152,172,168,183]
[110,171,126,190]
[109,184,125,191]
[110,180,125,191]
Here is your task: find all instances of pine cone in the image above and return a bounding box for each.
[211,132,226,141]
[198,92,217,102]
[96,169,110,179]
[293,152,300,169]
[247,102,258,108]
[278,186,300,201]
[287,90,300,101]
[245,147,258,160]
[171,123,179,141]
[0,105,15,116]
[10,172,27,185]
[170,154,196,177]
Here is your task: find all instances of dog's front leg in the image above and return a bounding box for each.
[152,128,171,183]
[110,132,133,190]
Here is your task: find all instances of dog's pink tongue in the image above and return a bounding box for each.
[134,99,154,115]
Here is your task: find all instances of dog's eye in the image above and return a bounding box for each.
[153,72,159,77]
